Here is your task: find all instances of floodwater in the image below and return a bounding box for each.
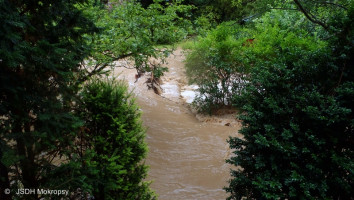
[113,49,241,200]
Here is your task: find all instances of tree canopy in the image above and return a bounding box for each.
[224,1,354,199]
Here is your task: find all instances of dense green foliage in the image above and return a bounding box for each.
[185,23,252,113]
[0,0,95,199]
[224,1,354,200]
[85,0,192,78]
[182,0,353,198]
[138,0,249,23]
[1,0,181,199]
[78,79,154,200]
[185,10,323,113]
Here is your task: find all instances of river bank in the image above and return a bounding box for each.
[113,48,242,200]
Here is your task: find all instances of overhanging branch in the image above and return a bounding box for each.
[312,1,348,10]
[77,52,134,83]
[293,0,329,30]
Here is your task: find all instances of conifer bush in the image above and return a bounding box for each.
[0,0,96,198]
[78,79,155,200]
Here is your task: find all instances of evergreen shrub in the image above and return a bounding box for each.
[78,79,155,200]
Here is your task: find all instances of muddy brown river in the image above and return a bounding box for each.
[113,49,241,200]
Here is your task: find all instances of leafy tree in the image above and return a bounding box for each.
[83,0,193,79]
[78,79,155,200]
[232,0,351,28]
[194,0,251,22]
[184,11,315,113]
[184,22,253,113]
[226,3,354,200]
